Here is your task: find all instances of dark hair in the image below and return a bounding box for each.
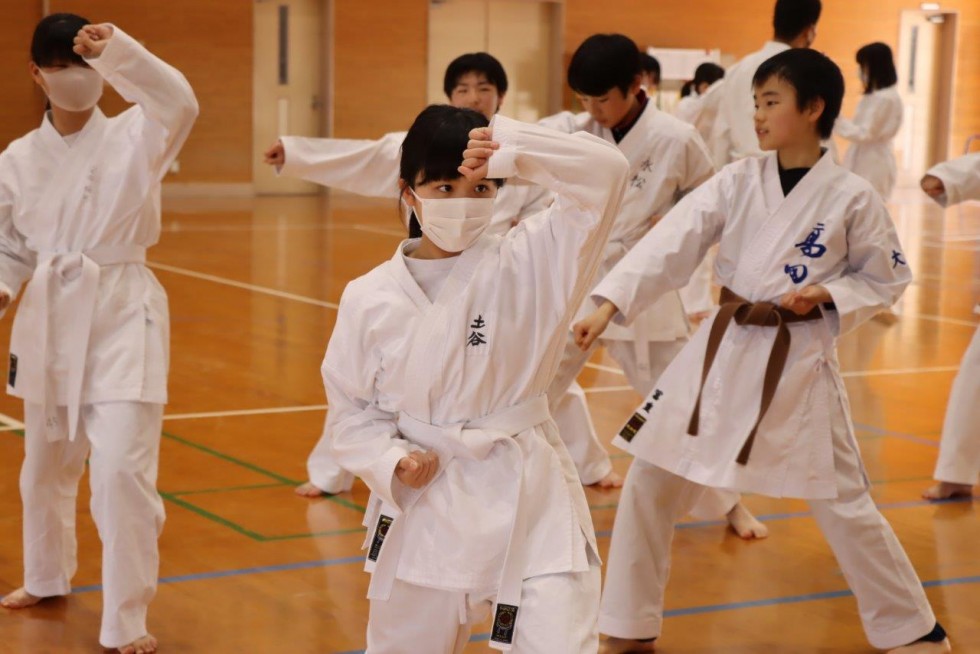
[773,0,821,42]
[752,48,843,139]
[856,42,898,93]
[640,53,661,85]
[568,34,640,97]
[693,62,725,88]
[399,105,502,237]
[443,52,508,98]
[31,13,89,67]
[680,80,695,98]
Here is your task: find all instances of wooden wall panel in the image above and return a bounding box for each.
[40,0,253,183]
[564,0,980,157]
[0,1,45,151]
[332,0,429,138]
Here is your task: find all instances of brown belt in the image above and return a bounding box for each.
[688,287,823,465]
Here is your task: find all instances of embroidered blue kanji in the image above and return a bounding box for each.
[795,222,827,259]
[784,264,808,284]
[891,250,907,268]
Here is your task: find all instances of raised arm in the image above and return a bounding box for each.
[78,24,198,176]
[274,132,405,198]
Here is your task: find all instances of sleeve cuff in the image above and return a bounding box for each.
[373,442,413,514]
[487,115,519,179]
[86,25,136,77]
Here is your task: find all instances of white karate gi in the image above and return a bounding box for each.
[0,28,197,649]
[323,115,629,652]
[593,151,937,649]
[672,93,702,125]
[278,127,556,493]
[925,153,980,486]
[539,103,737,513]
[835,86,903,200]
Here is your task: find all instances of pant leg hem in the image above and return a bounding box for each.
[867,615,937,650]
[24,579,71,598]
[597,612,660,640]
[933,469,978,486]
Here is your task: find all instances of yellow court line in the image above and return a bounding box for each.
[163,405,328,421]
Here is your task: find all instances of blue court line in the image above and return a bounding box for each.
[332,573,980,653]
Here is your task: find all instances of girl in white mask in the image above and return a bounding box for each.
[0,13,197,654]
[321,103,629,652]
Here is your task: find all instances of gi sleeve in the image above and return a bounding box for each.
[322,288,414,514]
[592,169,730,326]
[834,95,902,144]
[925,152,980,207]
[489,114,629,329]
[820,192,912,336]
[0,155,36,316]
[87,26,199,180]
[278,132,405,198]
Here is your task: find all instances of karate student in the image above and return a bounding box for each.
[540,34,766,537]
[324,104,629,652]
[0,15,198,654]
[674,62,726,127]
[639,52,663,109]
[264,52,560,498]
[576,48,950,654]
[710,0,821,167]
[920,152,980,501]
[835,42,903,200]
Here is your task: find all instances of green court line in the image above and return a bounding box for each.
[161,430,367,515]
[168,481,290,497]
[159,491,265,541]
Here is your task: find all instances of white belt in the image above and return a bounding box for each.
[35,245,147,442]
[367,395,551,651]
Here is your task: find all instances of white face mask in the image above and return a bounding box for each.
[40,67,104,112]
[411,189,494,253]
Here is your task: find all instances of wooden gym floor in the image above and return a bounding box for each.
[0,185,977,653]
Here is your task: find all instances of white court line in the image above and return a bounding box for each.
[163,404,328,421]
[147,262,340,310]
[0,412,25,430]
[583,361,627,375]
[583,385,636,394]
[910,313,978,328]
[841,365,959,378]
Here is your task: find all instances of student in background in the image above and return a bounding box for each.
[674,62,726,126]
[835,42,903,201]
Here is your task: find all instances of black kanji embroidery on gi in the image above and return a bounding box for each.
[467,315,488,347]
[891,250,907,268]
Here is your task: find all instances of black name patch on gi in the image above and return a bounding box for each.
[8,354,17,388]
[367,515,393,562]
[491,603,519,646]
[618,412,647,443]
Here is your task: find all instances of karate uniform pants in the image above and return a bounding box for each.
[306,416,356,494]
[19,401,165,649]
[548,333,740,519]
[366,565,600,654]
[933,323,980,485]
[598,399,936,650]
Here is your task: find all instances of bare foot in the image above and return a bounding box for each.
[600,636,656,654]
[1,587,44,609]
[590,471,624,489]
[873,309,900,325]
[726,502,769,540]
[922,481,973,501]
[294,481,326,498]
[118,634,158,654]
[886,638,951,653]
